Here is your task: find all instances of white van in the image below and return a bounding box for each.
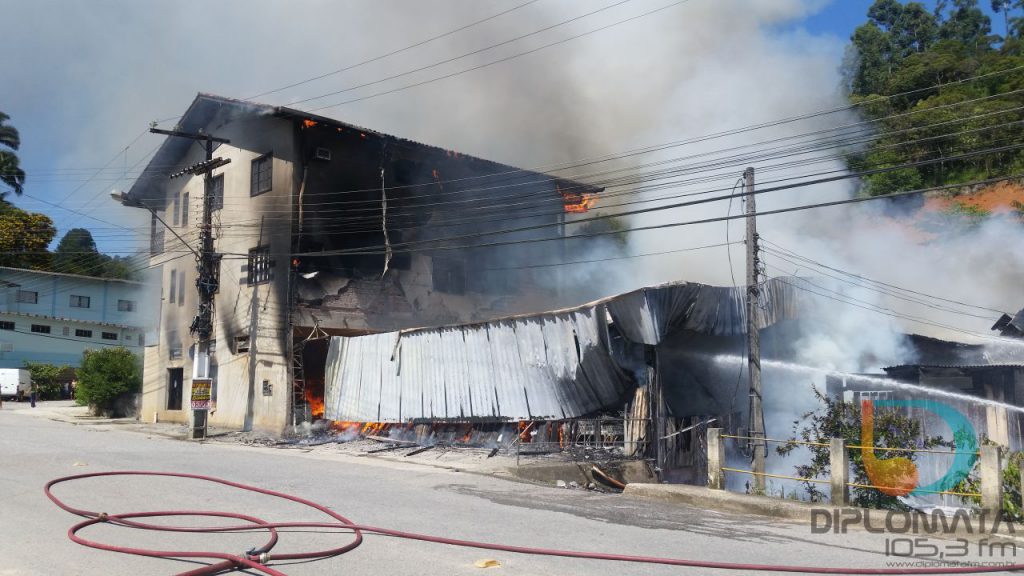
[0,369,31,401]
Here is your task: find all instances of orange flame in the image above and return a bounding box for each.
[302,119,317,129]
[304,388,325,419]
[558,185,597,213]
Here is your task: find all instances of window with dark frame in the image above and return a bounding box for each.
[31,324,50,334]
[172,193,181,226]
[432,258,466,294]
[75,329,93,338]
[118,299,136,312]
[69,295,90,308]
[169,270,177,304]
[101,332,118,341]
[181,192,189,227]
[177,269,186,305]
[150,212,165,255]
[210,174,224,210]
[247,246,271,285]
[16,290,37,304]
[0,321,13,331]
[250,153,272,196]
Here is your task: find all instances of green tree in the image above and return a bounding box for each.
[0,112,24,196]
[0,205,56,270]
[75,347,141,416]
[54,228,106,276]
[23,361,65,401]
[938,0,995,50]
[778,388,953,509]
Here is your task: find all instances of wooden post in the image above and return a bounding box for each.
[708,428,725,490]
[829,438,850,506]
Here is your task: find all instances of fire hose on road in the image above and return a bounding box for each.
[45,471,1024,575]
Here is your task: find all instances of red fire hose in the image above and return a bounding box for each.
[45,471,1024,575]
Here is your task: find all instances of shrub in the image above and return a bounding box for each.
[76,347,141,416]
[23,361,64,400]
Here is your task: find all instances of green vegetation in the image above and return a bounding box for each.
[0,112,25,197]
[845,0,1024,196]
[75,347,141,416]
[954,444,1023,521]
[0,112,140,278]
[778,388,953,509]
[23,361,72,401]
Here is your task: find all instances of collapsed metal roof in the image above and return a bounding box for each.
[323,278,810,422]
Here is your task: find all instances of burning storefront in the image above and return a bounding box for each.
[128,93,605,434]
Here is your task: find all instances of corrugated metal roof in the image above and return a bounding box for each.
[323,279,811,423]
[884,364,1024,372]
[324,305,628,422]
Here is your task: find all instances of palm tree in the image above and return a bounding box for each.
[0,112,25,195]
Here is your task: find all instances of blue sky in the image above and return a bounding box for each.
[800,0,1007,40]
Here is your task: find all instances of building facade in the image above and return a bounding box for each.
[0,267,151,368]
[128,94,602,434]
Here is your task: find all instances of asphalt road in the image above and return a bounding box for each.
[0,402,1018,575]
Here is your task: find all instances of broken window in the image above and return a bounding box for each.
[247,246,271,285]
[167,330,182,360]
[172,193,181,226]
[210,174,224,210]
[234,334,250,354]
[250,153,273,197]
[432,257,465,294]
[150,213,165,255]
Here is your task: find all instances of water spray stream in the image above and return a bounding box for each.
[710,354,1024,415]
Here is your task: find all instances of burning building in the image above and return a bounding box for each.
[127,93,603,433]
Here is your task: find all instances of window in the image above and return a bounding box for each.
[250,153,272,196]
[150,213,165,255]
[210,174,224,210]
[69,295,91,308]
[31,324,50,334]
[0,321,13,331]
[16,290,37,304]
[432,258,465,294]
[62,327,70,336]
[169,270,177,304]
[247,246,271,285]
[102,332,118,341]
[75,329,93,338]
[172,193,181,227]
[118,299,136,312]
[177,269,186,305]
[181,192,190,226]
[234,334,250,354]
[168,330,182,360]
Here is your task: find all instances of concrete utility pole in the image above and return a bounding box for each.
[744,166,766,493]
[153,128,230,440]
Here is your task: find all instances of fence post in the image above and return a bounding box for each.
[708,428,725,490]
[829,438,849,506]
[979,445,1003,516]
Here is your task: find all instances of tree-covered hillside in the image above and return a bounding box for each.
[845,0,1024,196]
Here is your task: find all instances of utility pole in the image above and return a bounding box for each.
[154,127,230,440]
[744,166,766,493]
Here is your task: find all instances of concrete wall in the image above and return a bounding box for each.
[140,111,297,434]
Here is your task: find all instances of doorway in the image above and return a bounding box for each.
[167,368,183,410]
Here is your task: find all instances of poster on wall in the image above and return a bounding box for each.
[191,378,212,411]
